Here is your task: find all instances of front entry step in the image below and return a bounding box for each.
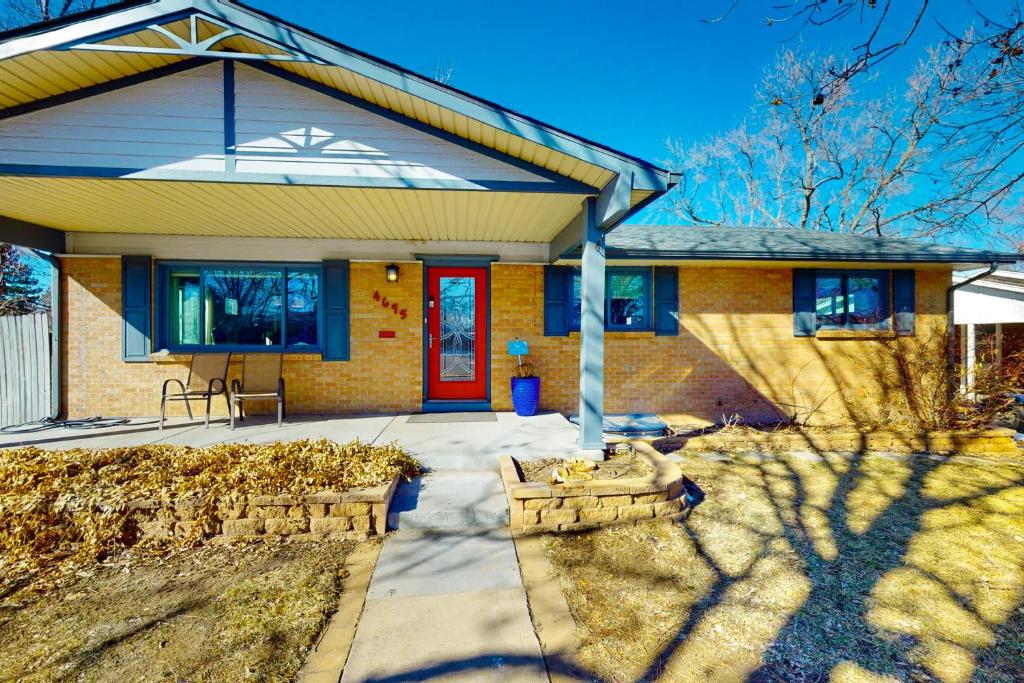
[387,471,509,530]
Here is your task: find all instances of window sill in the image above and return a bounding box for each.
[815,329,894,340]
[567,330,656,339]
[146,350,323,362]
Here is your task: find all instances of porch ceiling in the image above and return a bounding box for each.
[0,176,584,242]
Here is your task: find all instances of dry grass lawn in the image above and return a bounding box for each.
[542,451,1024,683]
[0,539,368,682]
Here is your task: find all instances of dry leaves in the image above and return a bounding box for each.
[0,439,420,591]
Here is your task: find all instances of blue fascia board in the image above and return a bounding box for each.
[550,186,668,262]
[414,255,500,266]
[591,249,1022,265]
[0,57,214,122]
[0,1,156,43]
[0,1,192,59]
[244,62,597,194]
[0,163,591,194]
[209,0,673,188]
[223,59,236,173]
[0,0,672,192]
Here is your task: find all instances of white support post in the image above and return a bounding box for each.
[578,197,605,455]
[965,323,977,399]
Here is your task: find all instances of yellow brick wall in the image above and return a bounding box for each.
[61,258,949,425]
[489,264,950,426]
[61,258,423,417]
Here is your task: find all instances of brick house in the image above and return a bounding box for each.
[0,1,1018,450]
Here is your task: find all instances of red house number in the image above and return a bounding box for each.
[373,291,408,319]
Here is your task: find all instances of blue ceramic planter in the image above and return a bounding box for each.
[510,376,541,417]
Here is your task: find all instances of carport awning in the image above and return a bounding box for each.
[0,176,587,242]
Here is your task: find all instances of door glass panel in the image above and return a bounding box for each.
[439,276,475,382]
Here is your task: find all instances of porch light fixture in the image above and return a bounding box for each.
[385,263,399,282]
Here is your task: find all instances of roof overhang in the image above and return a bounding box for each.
[554,257,1012,270]
[0,0,675,200]
[559,224,1022,270]
[0,177,589,242]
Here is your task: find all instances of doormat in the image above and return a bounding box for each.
[407,412,498,423]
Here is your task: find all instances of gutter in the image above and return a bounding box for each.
[946,262,998,399]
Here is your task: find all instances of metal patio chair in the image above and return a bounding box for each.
[159,353,231,430]
[230,353,285,429]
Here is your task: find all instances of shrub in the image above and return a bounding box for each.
[856,329,1024,431]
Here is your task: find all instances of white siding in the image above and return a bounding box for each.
[233,64,551,185]
[0,62,224,173]
[954,285,1024,325]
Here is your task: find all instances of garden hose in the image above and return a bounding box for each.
[0,416,132,434]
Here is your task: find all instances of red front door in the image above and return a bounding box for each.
[426,266,488,401]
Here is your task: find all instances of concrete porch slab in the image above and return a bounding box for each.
[367,529,522,599]
[0,414,400,450]
[0,413,579,465]
[376,411,580,470]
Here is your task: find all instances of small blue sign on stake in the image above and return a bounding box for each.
[507,339,528,356]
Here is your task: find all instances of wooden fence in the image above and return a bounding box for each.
[0,312,51,428]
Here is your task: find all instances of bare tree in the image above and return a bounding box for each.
[433,59,455,85]
[692,2,1024,240]
[0,0,112,30]
[667,31,1024,241]
[707,1,931,91]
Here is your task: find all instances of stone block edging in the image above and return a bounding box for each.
[500,442,689,534]
[511,531,587,682]
[296,539,384,683]
[678,427,1019,455]
[127,477,400,543]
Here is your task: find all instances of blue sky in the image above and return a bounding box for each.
[247,0,1004,166]
[242,1,1019,247]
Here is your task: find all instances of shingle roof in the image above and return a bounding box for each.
[589,224,1021,266]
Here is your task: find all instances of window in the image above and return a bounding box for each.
[159,263,320,351]
[569,267,653,332]
[814,270,890,330]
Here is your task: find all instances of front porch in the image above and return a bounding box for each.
[0,411,582,467]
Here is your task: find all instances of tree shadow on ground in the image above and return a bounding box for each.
[624,447,1024,683]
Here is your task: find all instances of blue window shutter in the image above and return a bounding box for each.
[893,270,916,336]
[654,266,679,336]
[793,269,817,337]
[121,256,151,361]
[543,265,570,336]
[322,260,350,361]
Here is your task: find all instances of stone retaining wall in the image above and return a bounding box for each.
[677,427,1020,455]
[500,442,689,534]
[127,478,399,543]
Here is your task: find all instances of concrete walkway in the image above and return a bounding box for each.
[340,413,560,682]
[340,529,547,682]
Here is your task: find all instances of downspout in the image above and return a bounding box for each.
[29,248,61,420]
[946,262,998,400]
